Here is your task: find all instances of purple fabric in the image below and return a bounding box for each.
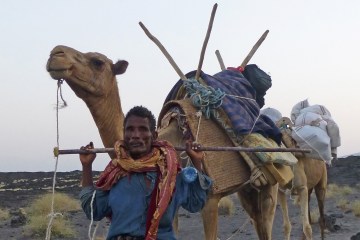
[164,69,282,145]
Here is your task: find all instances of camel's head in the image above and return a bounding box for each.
[46,45,128,99]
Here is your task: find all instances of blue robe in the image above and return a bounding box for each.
[80,169,212,240]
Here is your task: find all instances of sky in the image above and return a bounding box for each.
[1,0,359,172]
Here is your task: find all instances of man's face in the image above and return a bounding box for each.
[124,115,155,159]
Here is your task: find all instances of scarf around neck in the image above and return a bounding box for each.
[96,140,180,240]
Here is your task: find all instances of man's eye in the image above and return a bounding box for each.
[140,127,149,132]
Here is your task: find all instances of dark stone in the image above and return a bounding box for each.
[10,208,27,227]
[351,232,360,240]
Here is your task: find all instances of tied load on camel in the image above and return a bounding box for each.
[261,103,341,240]
[47,4,308,240]
[140,4,300,240]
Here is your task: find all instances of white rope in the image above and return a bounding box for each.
[227,94,257,102]
[194,111,202,143]
[47,80,100,239]
[222,216,251,240]
[91,222,100,240]
[45,80,64,240]
[88,190,98,240]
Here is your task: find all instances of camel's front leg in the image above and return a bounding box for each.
[315,166,327,240]
[296,186,312,240]
[278,189,291,240]
[293,160,312,240]
[201,195,221,240]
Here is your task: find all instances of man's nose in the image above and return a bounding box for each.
[131,129,141,138]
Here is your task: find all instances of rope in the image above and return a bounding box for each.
[183,78,225,119]
[222,216,251,240]
[48,80,99,239]
[88,190,98,240]
[58,80,67,108]
[183,78,261,145]
[194,111,202,143]
[45,80,64,240]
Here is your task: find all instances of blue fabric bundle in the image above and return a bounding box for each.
[164,69,282,145]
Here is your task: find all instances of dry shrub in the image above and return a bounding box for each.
[352,200,360,217]
[24,192,80,238]
[336,198,349,210]
[326,183,353,198]
[24,214,75,238]
[0,208,10,221]
[27,192,80,216]
[218,196,235,215]
[95,237,106,240]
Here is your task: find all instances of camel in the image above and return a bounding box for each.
[46,45,281,239]
[276,117,327,240]
[46,45,128,159]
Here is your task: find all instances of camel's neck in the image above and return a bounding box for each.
[85,84,124,152]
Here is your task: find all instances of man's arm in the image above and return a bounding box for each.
[185,140,204,172]
[79,142,97,187]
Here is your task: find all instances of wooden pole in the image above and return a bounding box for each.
[215,50,225,70]
[53,146,311,157]
[239,30,269,69]
[195,3,218,80]
[139,21,187,81]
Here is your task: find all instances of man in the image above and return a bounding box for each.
[79,106,212,240]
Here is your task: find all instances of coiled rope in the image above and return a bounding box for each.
[184,78,225,119]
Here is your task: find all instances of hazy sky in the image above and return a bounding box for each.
[1,1,359,172]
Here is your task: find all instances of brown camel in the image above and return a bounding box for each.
[46,45,280,240]
[46,45,128,159]
[276,117,327,240]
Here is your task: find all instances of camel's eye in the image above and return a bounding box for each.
[91,58,104,69]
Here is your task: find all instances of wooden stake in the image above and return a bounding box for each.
[195,3,218,80]
[240,30,269,69]
[139,21,187,80]
[215,50,225,70]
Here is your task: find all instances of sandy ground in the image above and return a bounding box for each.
[0,156,359,240]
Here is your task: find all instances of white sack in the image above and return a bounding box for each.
[294,111,328,132]
[290,99,309,123]
[300,104,332,117]
[291,125,332,163]
[261,107,283,123]
[324,116,341,148]
[299,105,341,148]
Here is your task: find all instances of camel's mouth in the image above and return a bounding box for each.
[47,68,73,81]
[46,51,73,80]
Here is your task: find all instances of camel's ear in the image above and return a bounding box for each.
[113,60,129,75]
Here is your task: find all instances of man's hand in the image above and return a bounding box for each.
[80,142,96,167]
[80,142,96,187]
[185,139,204,172]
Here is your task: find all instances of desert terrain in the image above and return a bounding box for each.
[0,156,359,239]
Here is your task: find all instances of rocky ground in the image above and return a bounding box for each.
[0,156,359,239]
